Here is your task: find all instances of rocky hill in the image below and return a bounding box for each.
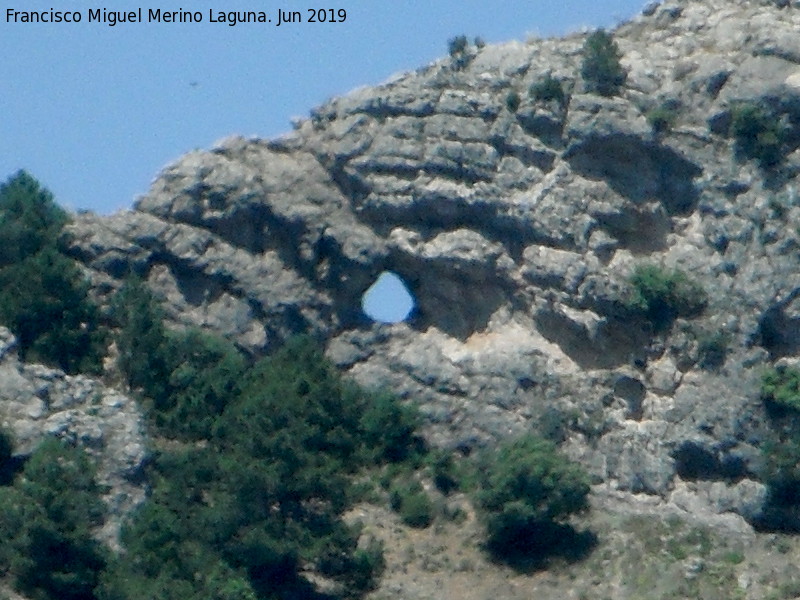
[63,0,800,564]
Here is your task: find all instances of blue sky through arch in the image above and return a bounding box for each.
[362,271,415,323]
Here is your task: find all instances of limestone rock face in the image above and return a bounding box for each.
[0,328,147,549]
[65,0,800,527]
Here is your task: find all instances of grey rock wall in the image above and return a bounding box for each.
[64,0,800,527]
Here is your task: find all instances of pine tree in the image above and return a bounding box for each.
[581,29,627,97]
[0,171,105,373]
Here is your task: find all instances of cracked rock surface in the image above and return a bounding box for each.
[64,0,800,527]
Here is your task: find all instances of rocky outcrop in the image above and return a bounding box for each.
[64,0,800,528]
[0,328,147,549]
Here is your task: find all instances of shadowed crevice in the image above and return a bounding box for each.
[565,135,703,215]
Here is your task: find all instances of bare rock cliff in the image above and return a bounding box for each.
[66,0,800,528]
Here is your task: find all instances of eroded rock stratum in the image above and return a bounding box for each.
[66,0,800,527]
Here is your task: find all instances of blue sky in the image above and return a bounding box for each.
[1,1,646,215]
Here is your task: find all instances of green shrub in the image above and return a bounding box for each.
[342,537,385,595]
[762,365,800,414]
[0,171,106,374]
[529,74,566,105]
[505,90,521,112]
[756,367,800,531]
[110,441,380,600]
[474,434,590,558]
[0,427,12,465]
[390,480,434,529]
[647,104,678,134]
[401,492,435,529]
[447,35,473,70]
[581,29,627,97]
[359,391,423,465]
[729,103,786,168]
[625,264,707,329]
[757,431,800,530]
[535,405,578,444]
[426,450,461,495]
[0,171,67,266]
[217,336,420,470]
[448,34,469,57]
[0,437,107,600]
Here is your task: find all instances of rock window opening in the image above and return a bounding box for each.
[361,271,415,323]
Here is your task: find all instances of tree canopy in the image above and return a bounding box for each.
[0,437,108,600]
[0,171,105,373]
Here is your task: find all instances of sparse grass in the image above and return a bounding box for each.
[349,498,800,600]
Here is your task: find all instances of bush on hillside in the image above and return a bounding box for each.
[529,74,566,106]
[359,390,424,464]
[112,275,170,399]
[447,34,474,70]
[730,102,786,168]
[752,366,800,531]
[389,479,435,529]
[625,264,707,330]
[157,329,246,439]
[109,279,423,598]
[647,104,679,134]
[474,434,590,561]
[762,365,800,415]
[427,449,462,496]
[581,29,627,97]
[0,427,14,486]
[0,171,67,265]
[505,89,521,112]
[696,329,730,370]
[448,34,469,57]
